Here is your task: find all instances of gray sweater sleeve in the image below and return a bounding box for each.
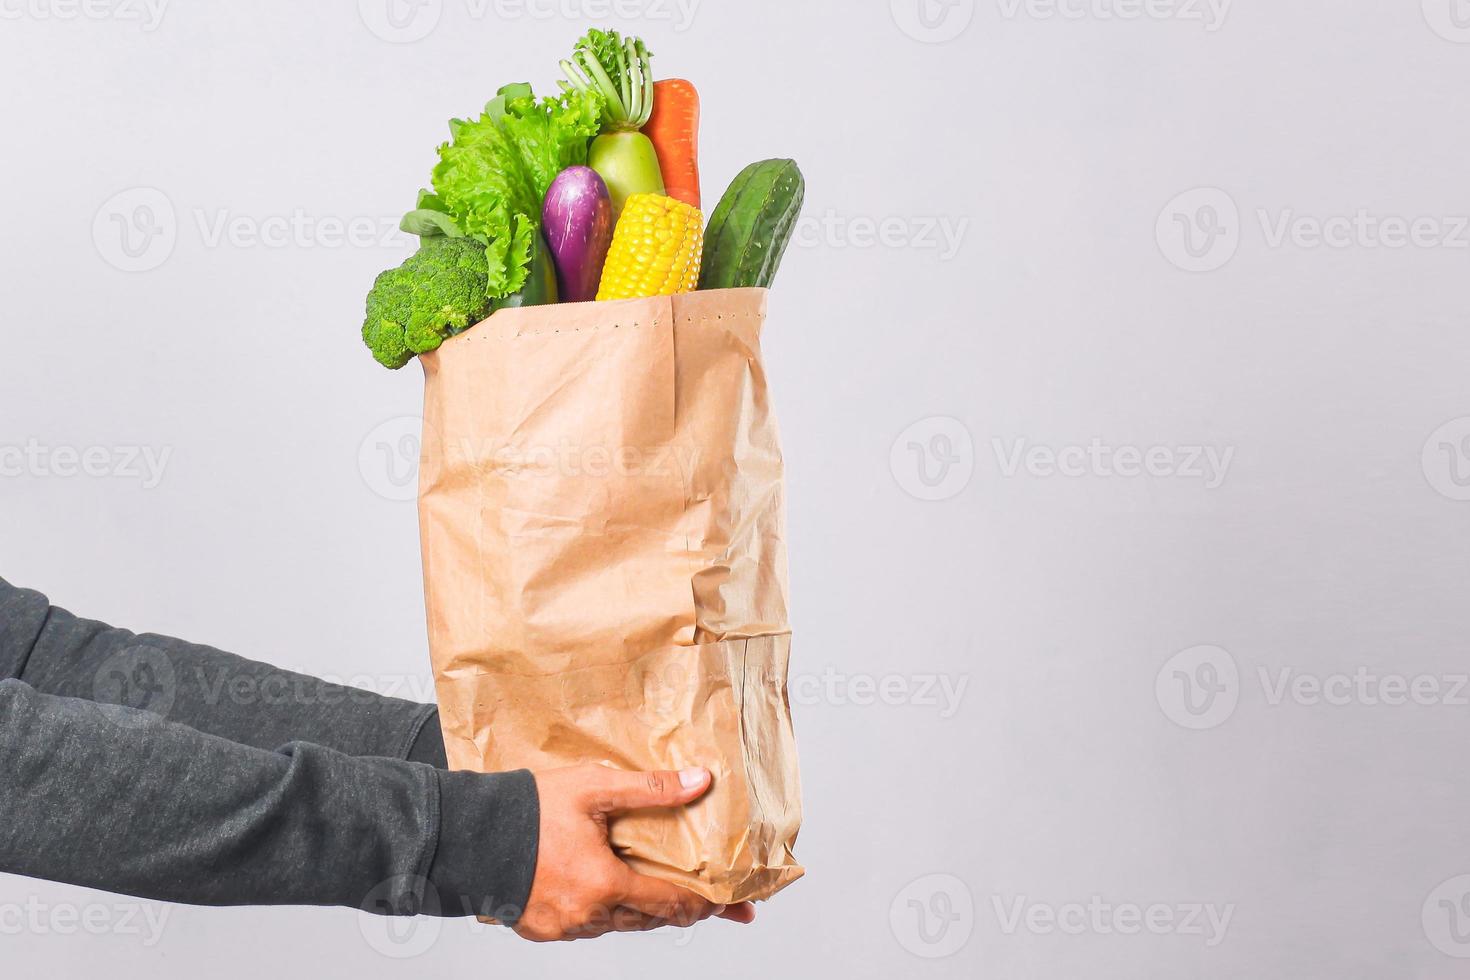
[0,577,538,921]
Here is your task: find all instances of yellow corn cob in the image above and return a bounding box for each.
[596,193,704,301]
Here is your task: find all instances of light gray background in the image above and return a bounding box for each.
[4,0,1470,976]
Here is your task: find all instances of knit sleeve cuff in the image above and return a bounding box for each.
[425,768,539,923]
[405,710,448,768]
[0,578,50,681]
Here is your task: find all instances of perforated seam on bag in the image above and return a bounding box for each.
[504,318,656,339]
[683,312,766,323]
[474,309,766,339]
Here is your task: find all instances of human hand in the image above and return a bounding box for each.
[514,765,757,941]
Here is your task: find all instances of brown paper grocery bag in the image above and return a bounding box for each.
[418,286,803,905]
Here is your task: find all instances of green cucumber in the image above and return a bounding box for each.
[488,231,558,315]
[699,159,805,290]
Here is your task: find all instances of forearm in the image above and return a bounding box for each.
[0,575,446,765]
[0,678,536,917]
[0,576,539,917]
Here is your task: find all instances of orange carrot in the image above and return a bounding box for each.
[644,79,701,210]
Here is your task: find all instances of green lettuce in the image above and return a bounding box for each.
[426,84,603,300]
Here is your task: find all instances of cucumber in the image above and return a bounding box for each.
[699,159,805,290]
[490,231,558,314]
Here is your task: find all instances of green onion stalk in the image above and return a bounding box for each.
[560,29,664,216]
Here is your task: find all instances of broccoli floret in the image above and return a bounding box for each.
[362,236,491,369]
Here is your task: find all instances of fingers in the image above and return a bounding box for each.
[564,906,697,939]
[580,899,753,935]
[562,907,648,940]
[587,765,712,814]
[716,901,757,924]
[617,870,715,925]
[607,907,672,933]
[518,892,753,942]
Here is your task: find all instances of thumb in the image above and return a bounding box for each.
[590,766,712,814]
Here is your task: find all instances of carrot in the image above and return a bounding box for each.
[644,78,701,210]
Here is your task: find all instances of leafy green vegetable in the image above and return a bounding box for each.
[399,189,465,239]
[362,236,491,370]
[428,84,603,301]
[497,88,607,199]
[560,29,653,132]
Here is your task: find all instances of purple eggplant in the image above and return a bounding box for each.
[542,166,614,304]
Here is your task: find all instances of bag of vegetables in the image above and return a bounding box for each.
[418,287,801,903]
[362,29,806,903]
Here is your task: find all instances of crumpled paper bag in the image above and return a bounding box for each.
[418,286,803,904]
